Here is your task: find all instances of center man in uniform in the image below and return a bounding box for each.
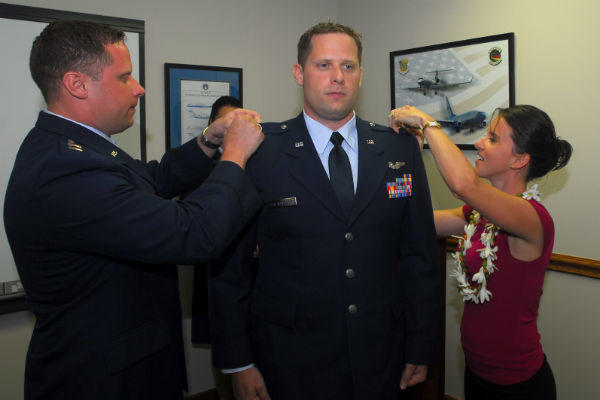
[209,22,440,400]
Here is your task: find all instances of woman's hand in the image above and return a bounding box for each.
[388,106,433,151]
[388,106,432,131]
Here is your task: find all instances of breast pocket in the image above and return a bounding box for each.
[364,170,413,229]
[384,171,413,200]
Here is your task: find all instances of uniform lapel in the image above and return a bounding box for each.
[348,118,388,225]
[285,114,346,222]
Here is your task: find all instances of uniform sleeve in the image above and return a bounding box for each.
[141,139,217,199]
[398,136,441,365]
[36,155,262,265]
[208,216,258,369]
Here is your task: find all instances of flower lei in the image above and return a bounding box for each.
[450,184,541,304]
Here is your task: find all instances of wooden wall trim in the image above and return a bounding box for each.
[548,253,600,279]
[445,238,600,280]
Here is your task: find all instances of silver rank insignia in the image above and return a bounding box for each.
[366,139,375,145]
[111,150,118,157]
[67,139,83,152]
[294,141,304,148]
[387,161,405,170]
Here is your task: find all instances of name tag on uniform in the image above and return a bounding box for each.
[387,174,412,198]
[267,197,298,208]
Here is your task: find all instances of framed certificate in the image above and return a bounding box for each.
[164,64,242,149]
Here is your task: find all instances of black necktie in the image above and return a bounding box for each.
[328,131,354,217]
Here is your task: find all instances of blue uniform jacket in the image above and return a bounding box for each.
[209,114,440,399]
[4,112,261,399]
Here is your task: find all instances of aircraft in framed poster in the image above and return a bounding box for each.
[390,33,514,149]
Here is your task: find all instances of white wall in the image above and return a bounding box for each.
[2,0,600,399]
[340,0,600,398]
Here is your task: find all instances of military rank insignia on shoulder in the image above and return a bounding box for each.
[367,121,394,134]
[66,139,83,152]
[260,122,290,136]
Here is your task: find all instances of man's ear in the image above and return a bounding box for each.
[359,66,363,88]
[512,152,530,170]
[62,71,88,99]
[292,63,304,86]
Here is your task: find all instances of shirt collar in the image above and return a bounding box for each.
[302,110,357,156]
[43,110,117,146]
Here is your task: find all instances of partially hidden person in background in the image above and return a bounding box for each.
[389,104,572,400]
[191,95,244,400]
[4,20,263,400]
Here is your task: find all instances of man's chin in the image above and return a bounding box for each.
[319,106,353,121]
[108,121,135,136]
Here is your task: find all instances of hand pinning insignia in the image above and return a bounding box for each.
[66,139,83,152]
[387,161,405,170]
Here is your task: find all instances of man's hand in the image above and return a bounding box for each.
[197,108,261,156]
[220,114,264,169]
[231,366,271,400]
[399,363,428,390]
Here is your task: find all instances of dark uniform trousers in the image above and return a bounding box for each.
[209,114,440,400]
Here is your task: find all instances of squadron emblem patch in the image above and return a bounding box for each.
[398,59,409,75]
[489,46,502,66]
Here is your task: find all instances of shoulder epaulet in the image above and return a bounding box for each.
[260,121,291,136]
[365,120,392,133]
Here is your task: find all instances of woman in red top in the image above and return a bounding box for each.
[389,105,571,400]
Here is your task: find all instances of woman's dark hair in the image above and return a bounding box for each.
[208,96,242,123]
[496,105,572,181]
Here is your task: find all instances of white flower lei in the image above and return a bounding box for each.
[450,184,541,304]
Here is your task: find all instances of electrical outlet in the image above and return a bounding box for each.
[4,280,24,295]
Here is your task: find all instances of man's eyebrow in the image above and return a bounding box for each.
[312,58,357,64]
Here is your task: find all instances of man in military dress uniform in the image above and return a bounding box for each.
[209,22,440,400]
[4,20,263,399]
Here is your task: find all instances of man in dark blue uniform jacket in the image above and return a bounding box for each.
[3,21,264,399]
[209,23,440,400]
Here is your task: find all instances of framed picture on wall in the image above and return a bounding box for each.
[390,33,514,149]
[164,64,243,149]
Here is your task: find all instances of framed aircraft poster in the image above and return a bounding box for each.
[390,33,514,149]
